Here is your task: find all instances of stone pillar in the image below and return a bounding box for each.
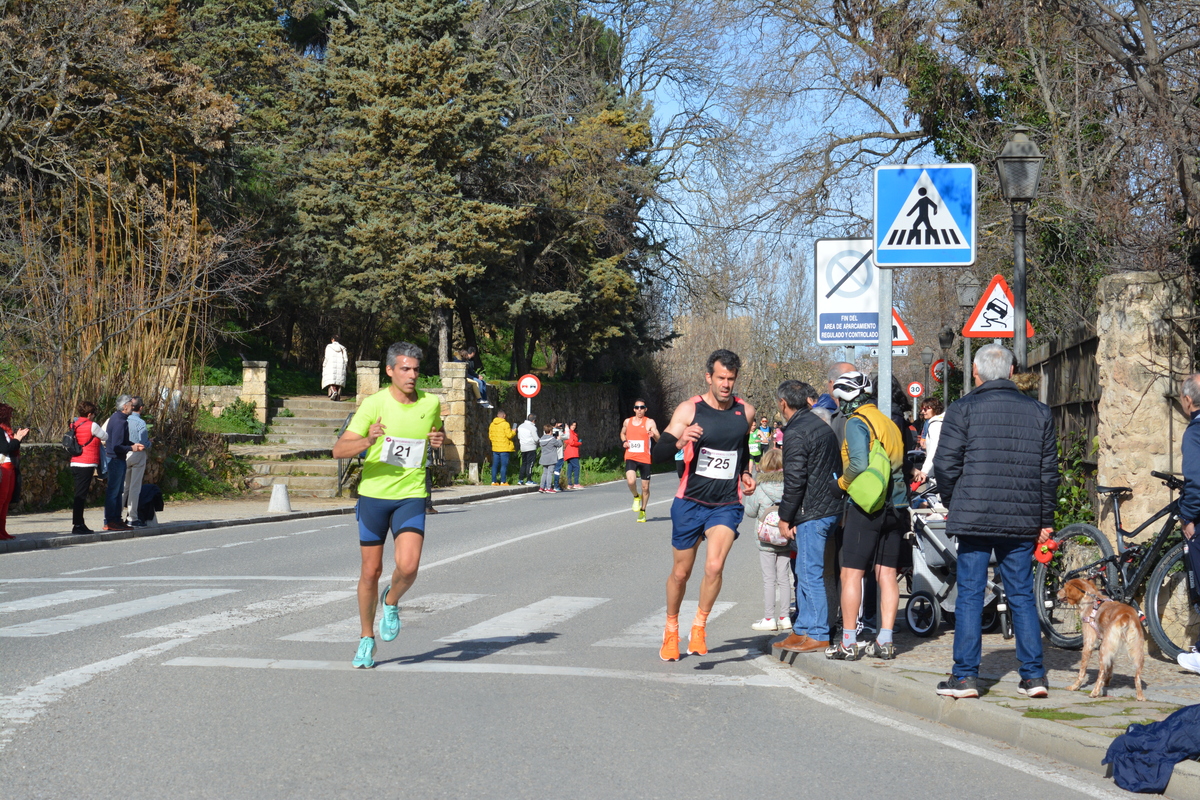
[158,358,180,390]
[1095,272,1192,543]
[356,361,380,405]
[440,362,469,478]
[240,361,269,423]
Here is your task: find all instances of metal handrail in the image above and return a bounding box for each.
[335,411,360,497]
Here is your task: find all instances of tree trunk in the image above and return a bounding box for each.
[512,318,528,378]
[433,302,451,369]
[456,293,478,353]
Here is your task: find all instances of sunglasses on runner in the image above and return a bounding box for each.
[633,405,646,410]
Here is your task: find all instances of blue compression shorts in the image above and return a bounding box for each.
[356,496,427,545]
[670,498,743,551]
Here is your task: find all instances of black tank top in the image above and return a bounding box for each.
[677,395,749,506]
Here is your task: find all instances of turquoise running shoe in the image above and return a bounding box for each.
[379,585,401,642]
[352,636,375,669]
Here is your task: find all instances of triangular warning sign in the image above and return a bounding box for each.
[962,274,1035,338]
[878,170,969,250]
[891,309,915,346]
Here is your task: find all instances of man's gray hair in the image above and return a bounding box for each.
[385,341,423,368]
[777,379,818,411]
[1182,374,1200,406]
[827,362,856,383]
[115,394,133,411]
[526,413,537,422]
[974,344,1014,383]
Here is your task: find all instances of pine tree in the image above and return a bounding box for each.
[288,0,524,365]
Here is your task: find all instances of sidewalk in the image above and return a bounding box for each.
[0,483,540,554]
[770,626,1200,799]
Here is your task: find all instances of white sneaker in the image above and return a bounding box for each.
[751,617,779,632]
[1178,651,1200,675]
[778,617,792,632]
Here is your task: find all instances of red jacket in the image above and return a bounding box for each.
[564,429,581,460]
[70,418,103,467]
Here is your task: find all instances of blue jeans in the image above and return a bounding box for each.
[793,514,839,641]
[490,451,510,484]
[104,456,128,525]
[953,537,1044,680]
[565,457,580,485]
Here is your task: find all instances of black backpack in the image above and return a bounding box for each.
[62,419,93,458]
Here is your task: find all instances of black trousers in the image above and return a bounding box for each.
[519,450,537,483]
[70,465,95,527]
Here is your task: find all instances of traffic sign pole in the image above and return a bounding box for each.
[878,268,893,417]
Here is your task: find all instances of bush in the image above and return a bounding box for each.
[1056,432,1097,528]
[195,399,266,436]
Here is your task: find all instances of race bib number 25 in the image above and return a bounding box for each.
[380,437,425,469]
[695,447,736,480]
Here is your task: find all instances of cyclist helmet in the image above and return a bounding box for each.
[831,371,873,402]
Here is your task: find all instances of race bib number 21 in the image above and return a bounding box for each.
[695,447,736,480]
[381,437,425,469]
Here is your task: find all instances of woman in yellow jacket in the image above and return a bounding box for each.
[489,410,516,485]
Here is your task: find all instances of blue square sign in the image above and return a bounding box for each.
[873,164,976,267]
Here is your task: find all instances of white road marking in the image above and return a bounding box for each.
[290,529,320,535]
[0,589,238,637]
[0,638,191,751]
[126,557,170,565]
[418,499,672,573]
[183,548,212,554]
[60,566,113,575]
[126,590,355,639]
[1,576,354,584]
[221,541,254,548]
[280,593,488,643]
[0,590,114,613]
[262,536,288,541]
[754,657,1128,799]
[164,656,790,687]
[438,596,608,644]
[592,601,736,648]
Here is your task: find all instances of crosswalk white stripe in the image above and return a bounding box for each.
[0,589,238,637]
[437,596,608,644]
[0,638,192,752]
[125,590,355,639]
[164,656,789,687]
[591,601,737,648]
[280,593,488,642]
[0,590,115,614]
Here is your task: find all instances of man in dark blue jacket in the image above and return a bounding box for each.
[103,395,145,532]
[933,344,1057,699]
[1175,374,1200,674]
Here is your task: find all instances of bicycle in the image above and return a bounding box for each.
[1034,470,1200,659]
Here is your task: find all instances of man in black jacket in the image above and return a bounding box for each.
[933,344,1056,699]
[772,380,843,654]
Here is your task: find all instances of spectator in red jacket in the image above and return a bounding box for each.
[564,421,583,489]
[69,401,108,535]
[0,403,30,540]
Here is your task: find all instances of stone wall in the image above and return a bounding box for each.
[1095,271,1193,540]
[191,385,243,416]
[494,382,621,460]
[9,443,167,513]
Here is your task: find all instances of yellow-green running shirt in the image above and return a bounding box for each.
[348,388,443,500]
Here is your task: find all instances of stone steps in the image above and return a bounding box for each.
[230,395,352,497]
[250,459,340,477]
[266,433,340,447]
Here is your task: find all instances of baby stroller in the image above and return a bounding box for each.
[904,482,1012,638]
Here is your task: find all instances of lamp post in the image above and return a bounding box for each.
[994,125,1045,371]
[955,272,982,397]
[920,346,934,419]
[937,326,955,406]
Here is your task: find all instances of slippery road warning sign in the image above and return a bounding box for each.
[873,165,976,267]
[962,274,1036,338]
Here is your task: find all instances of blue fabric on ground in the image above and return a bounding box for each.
[1103,704,1200,793]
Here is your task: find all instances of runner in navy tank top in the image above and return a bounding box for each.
[649,349,757,662]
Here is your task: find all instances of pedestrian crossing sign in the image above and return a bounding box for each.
[873,164,976,267]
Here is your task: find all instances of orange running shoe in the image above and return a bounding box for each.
[687,625,707,655]
[659,629,680,662]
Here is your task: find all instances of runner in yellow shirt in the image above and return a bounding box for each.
[332,342,444,668]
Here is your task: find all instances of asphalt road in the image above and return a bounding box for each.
[0,480,1131,799]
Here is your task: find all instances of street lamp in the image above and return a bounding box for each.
[956,272,982,398]
[937,326,955,405]
[994,125,1045,371]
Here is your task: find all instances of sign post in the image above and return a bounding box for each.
[516,373,542,417]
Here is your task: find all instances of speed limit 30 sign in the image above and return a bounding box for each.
[907,381,924,398]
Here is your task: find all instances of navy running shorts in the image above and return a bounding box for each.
[670,498,743,550]
[356,496,427,545]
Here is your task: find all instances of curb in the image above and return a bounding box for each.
[0,484,541,555]
[771,647,1200,800]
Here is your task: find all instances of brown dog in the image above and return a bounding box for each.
[1057,578,1145,701]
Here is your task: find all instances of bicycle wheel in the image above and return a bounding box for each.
[1034,523,1117,649]
[1145,542,1200,660]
